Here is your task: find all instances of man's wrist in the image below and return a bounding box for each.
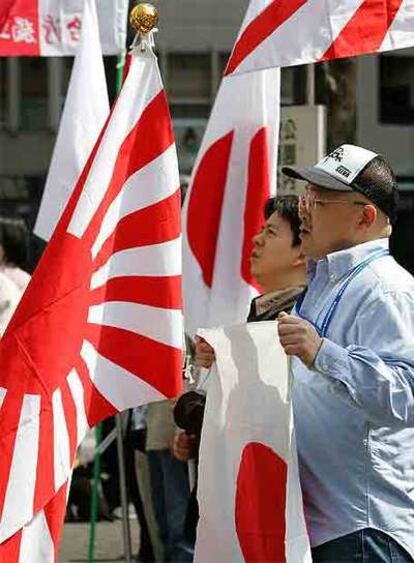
[308,337,324,369]
[311,337,348,377]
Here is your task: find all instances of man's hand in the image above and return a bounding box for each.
[278,312,323,368]
[195,336,215,369]
[172,431,197,462]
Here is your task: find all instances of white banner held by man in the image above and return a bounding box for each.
[195,322,311,562]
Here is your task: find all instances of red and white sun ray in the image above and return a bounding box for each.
[0,47,183,557]
[225,0,414,76]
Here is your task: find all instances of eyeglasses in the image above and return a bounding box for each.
[298,192,367,215]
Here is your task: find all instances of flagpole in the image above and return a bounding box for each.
[87,424,102,563]
[113,6,160,563]
[116,50,127,92]
[87,48,127,563]
[87,5,159,561]
[115,412,133,563]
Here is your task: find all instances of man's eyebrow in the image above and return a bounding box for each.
[313,193,336,201]
[267,223,278,230]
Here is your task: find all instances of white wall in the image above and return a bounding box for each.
[154,0,248,52]
[0,132,54,176]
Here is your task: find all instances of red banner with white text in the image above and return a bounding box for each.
[0,0,127,56]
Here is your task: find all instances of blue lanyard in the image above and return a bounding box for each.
[294,249,389,337]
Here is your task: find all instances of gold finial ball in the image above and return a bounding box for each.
[129,3,159,34]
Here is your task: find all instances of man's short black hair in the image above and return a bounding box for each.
[353,155,399,224]
[264,195,301,247]
[0,217,29,269]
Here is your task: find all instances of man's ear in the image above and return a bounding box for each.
[292,249,306,268]
[359,204,377,229]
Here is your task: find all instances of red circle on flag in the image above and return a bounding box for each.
[235,442,287,562]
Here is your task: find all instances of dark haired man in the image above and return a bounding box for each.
[248,195,305,319]
[173,194,306,549]
[279,144,414,561]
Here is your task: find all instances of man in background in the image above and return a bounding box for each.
[173,195,306,546]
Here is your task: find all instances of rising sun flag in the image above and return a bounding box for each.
[225,0,414,76]
[0,44,183,560]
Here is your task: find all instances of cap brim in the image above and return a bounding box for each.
[282,166,353,192]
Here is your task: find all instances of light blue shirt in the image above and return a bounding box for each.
[292,238,414,556]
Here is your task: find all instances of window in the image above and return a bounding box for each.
[380,52,414,124]
[173,119,207,175]
[219,52,231,77]
[61,57,73,94]
[281,65,307,106]
[60,57,73,114]
[104,56,118,102]
[390,189,414,275]
[168,53,211,101]
[170,104,211,119]
[167,53,212,124]
[21,58,48,130]
[0,59,5,127]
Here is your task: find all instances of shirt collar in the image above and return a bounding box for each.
[254,286,306,316]
[308,238,389,282]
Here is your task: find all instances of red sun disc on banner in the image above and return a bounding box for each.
[235,442,287,562]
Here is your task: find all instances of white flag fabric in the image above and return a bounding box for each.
[182,68,280,336]
[0,482,70,562]
[225,0,414,76]
[34,0,109,241]
[0,0,127,56]
[195,322,311,562]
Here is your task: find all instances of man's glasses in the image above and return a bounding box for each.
[298,192,367,215]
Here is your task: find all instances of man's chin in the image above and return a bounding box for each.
[250,266,259,279]
[299,232,310,244]
[249,261,262,281]
[300,235,316,258]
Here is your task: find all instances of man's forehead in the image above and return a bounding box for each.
[266,211,291,231]
[266,211,281,226]
[306,183,353,198]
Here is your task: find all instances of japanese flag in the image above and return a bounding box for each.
[182,68,280,337]
[195,322,311,562]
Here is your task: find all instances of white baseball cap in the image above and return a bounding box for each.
[282,144,398,223]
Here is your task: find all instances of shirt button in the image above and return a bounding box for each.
[329,274,336,282]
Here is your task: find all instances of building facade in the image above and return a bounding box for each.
[357,48,414,273]
[0,1,413,267]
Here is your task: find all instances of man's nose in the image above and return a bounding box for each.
[252,231,264,246]
[298,205,309,222]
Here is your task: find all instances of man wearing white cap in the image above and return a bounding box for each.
[279,145,414,561]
